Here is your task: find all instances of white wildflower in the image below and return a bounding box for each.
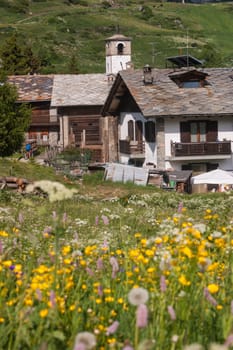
[171,335,179,343]
[193,223,206,233]
[26,180,77,202]
[74,332,96,350]
[211,231,223,238]
[128,287,149,306]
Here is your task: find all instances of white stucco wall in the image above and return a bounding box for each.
[106,55,131,75]
[164,116,233,171]
[119,112,157,166]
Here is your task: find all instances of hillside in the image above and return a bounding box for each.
[1,0,233,73]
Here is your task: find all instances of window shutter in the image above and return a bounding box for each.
[135,120,143,142]
[145,121,156,142]
[128,120,134,140]
[180,122,190,142]
[207,121,217,142]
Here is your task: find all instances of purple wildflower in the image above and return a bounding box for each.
[168,305,176,321]
[0,240,3,254]
[225,334,233,347]
[97,257,104,270]
[178,202,183,213]
[110,256,119,279]
[204,287,218,306]
[101,215,109,225]
[97,285,103,297]
[160,275,167,293]
[95,216,99,225]
[9,265,15,271]
[106,320,120,335]
[50,290,56,308]
[136,303,148,328]
[86,267,94,276]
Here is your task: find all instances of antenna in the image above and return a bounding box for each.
[149,42,161,67]
[176,29,191,68]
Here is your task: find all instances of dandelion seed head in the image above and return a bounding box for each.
[74,332,96,350]
[128,287,149,306]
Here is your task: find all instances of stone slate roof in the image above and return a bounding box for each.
[105,34,131,41]
[8,75,53,102]
[51,74,112,107]
[115,68,233,117]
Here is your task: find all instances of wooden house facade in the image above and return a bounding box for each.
[102,66,233,173]
[8,75,59,146]
[8,34,132,162]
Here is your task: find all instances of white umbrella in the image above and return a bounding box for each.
[192,169,233,185]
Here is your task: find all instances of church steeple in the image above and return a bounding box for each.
[105,34,132,76]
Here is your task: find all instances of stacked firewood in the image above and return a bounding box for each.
[0,177,30,192]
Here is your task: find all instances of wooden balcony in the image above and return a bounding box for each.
[171,141,231,157]
[119,140,145,156]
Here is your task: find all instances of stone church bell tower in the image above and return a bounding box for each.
[105,33,132,76]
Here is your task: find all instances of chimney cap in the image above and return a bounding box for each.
[143,65,153,85]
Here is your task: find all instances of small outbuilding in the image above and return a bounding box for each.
[191,168,233,193]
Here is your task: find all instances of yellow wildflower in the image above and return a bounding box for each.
[40,309,48,318]
[0,230,8,237]
[2,260,12,268]
[181,247,193,258]
[117,298,124,304]
[178,275,191,286]
[155,237,163,245]
[134,233,141,238]
[207,284,219,294]
[62,245,71,255]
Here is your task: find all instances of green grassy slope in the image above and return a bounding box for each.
[0,0,233,73]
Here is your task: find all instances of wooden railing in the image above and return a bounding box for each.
[119,140,145,155]
[171,141,231,157]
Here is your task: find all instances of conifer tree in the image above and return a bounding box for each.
[0,73,31,156]
[0,34,41,75]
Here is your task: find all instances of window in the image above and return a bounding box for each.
[145,121,155,142]
[181,120,217,143]
[127,120,156,143]
[169,69,209,89]
[117,43,124,55]
[190,122,206,142]
[128,120,134,140]
[182,81,201,88]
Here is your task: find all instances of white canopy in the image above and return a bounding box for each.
[192,169,233,185]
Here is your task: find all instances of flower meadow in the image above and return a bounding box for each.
[0,184,233,350]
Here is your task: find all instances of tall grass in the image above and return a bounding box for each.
[0,160,233,349]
